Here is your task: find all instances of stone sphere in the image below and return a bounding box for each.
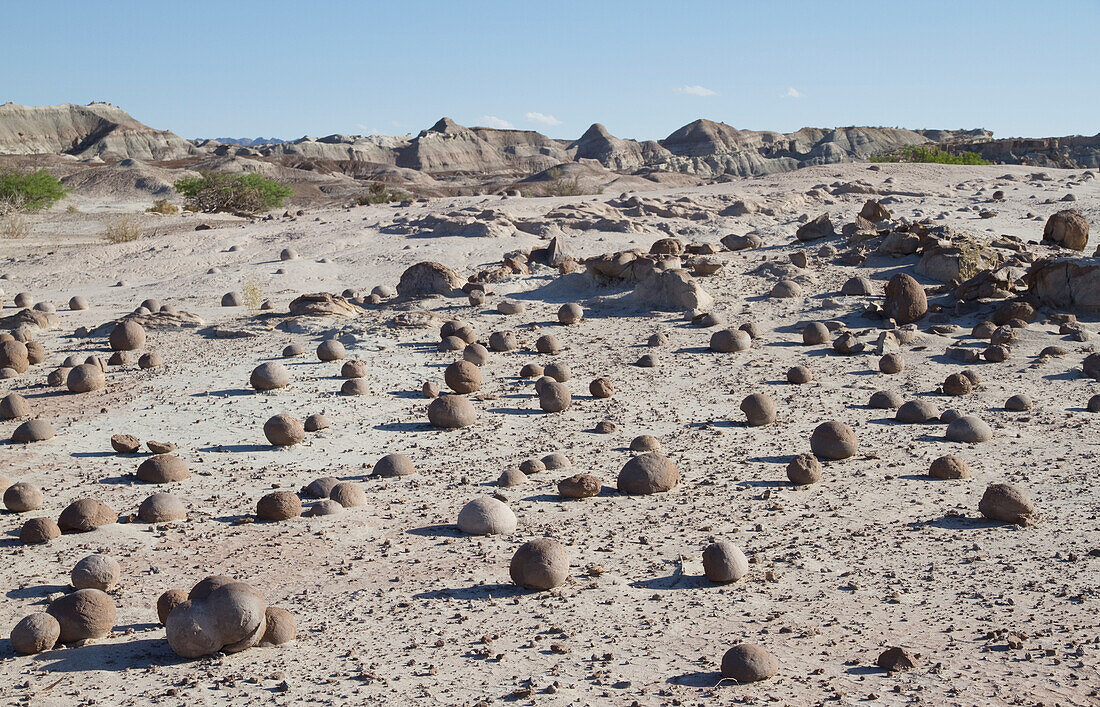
[497,468,528,487]
[589,377,614,398]
[647,332,669,347]
[329,482,367,507]
[942,373,973,396]
[138,493,187,523]
[535,334,561,355]
[137,454,189,483]
[221,291,243,306]
[721,644,779,682]
[257,491,302,521]
[69,296,89,311]
[12,419,56,443]
[47,588,117,643]
[509,538,569,590]
[702,541,748,583]
[110,434,140,454]
[558,473,602,499]
[617,452,680,494]
[20,517,60,544]
[264,414,305,446]
[463,343,490,366]
[541,452,571,470]
[810,421,858,460]
[1088,394,1100,413]
[308,499,343,516]
[280,247,298,261]
[1005,394,1033,411]
[444,360,482,394]
[71,554,121,591]
[0,392,29,419]
[979,483,1036,525]
[710,328,751,353]
[341,360,368,379]
[250,362,290,391]
[317,339,346,361]
[519,363,543,378]
[946,415,993,443]
[0,339,29,373]
[427,395,477,428]
[157,589,188,625]
[166,580,266,658]
[457,497,517,535]
[884,273,927,325]
[786,365,813,384]
[879,353,905,374]
[488,331,517,352]
[109,321,146,351]
[558,303,583,324]
[340,378,370,396]
[107,351,129,367]
[5,481,42,511]
[895,400,941,424]
[770,279,803,298]
[25,340,45,364]
[929,455,970,479]
[438,335,464,352]
[304,413,329,432]
[497,300,525,315]
[786,453,823,485]
[740,393,776,426]
[302,476,340,499]
[58,498,117,533]
[539,381,572,413]
[260,607,297,646]
[11,613,60,655]
[14,292,32,308]
[67,363,106,393]
[422,381,440,398]
[983,344,1011,363]
[544,362,570,383]
[373,453,415,477]
[869,390,903,409]
[282,343,305,357]
[630,435,660,452]
[802,322,831,345]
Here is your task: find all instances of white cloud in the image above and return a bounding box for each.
[784,87,802,98]
[525,111,562,127]
[674,84,717,97]
[479,115,514,129]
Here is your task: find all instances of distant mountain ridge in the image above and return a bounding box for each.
[206,137,288,146]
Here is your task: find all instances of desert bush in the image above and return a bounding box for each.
[242,277,264,315]
[0,170,67,213]
[102,215,143,243]
[146,199,179,214]
[355,181,410,205]
[1,212,31,240]
[174,171,292,214]
[871,146,991,165]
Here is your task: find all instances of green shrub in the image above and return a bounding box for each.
[871,146,991,165]
[0,170,67,212]
[174,171,292,213]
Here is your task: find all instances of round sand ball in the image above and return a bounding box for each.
[5,481,43,512]
[558,473,602,499]
[14,292,32,308]
[884,273,928,325]
[558,303,583,325]
[47,588,116,643]
[983,344,1011,363]
[451,324,477,344]
[542,452,570,470]
[786,453,823,485]
[879,353,904,374]
[785,365,813,384]
[740,393,777,426]
[0,392,29,419]
[802,322,831,345]
[539,381,572,413]
[869,390,903,409]
[47,367,69,386]
[85,355,108,373]
[810,421,858,460]
[721,644,779,682]
[308,499,343,516]
[25,340,45,365]
[282,343,305,357]
[1005,394,1033,411]
[20,517,60,544]
[1087,394,1100,413]
[841,275,875,296]
[264,414,305,446]
[979,483,1036,525]
[317,339,346,361]
[710,328,751,353]
[109,321,146,351]
[625,436,658,454]
[929,455,970,480]
[770,279,803,298]
[340,378,370,396]
[618,452,680,494]
[972,321,997,339]
[519,458,546,475]
[341,360,368,379]
[940,408,962,424]
[740,322,762,339]
[544,362,570,383]
[510,538,569,590]
[12,419,56,443]
[589,377,614,398]
[11,613,60,655]
[422,381,440,398]
[373,453,415,477]
[497,300,525,315]
[58,498,117,533]
[594,420,617,434]
[498,468,528,487]
[942,373,973,396]
[1084,352,1100,379]
[157,589,188,625]
[488,331,517,352]
[259,607,296,646]
[635,353,659,367]
[445,360,482,394]
[428,394,477,428]
[895,400,941,424]
[257,491,302,521]
[71,554,121,591]
[302,477,340,499]
[33,301,55,313]
[138,493,186,523]
[69,296,89,311]
[66,363,105,394]
[107,351,129,367]
[0,340,29,373]
[304,413,329,432]
[457,497,517,535]
[329,482,367,508]
[221,291,243,307]
[140,298,161,312]
[647,332,669,347]
[136,455,189,484]
[438,336,464,352]
[280,247,298,261]
[946,415,993,443]
[519,363,543,378]
[702,541,749,583]
[535,334,561,355]
[251,362,290,390]
[463,343,490,366]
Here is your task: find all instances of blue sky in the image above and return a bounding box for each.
[2,0,1096,141]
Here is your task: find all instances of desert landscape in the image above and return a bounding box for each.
[1,63,1099,706]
